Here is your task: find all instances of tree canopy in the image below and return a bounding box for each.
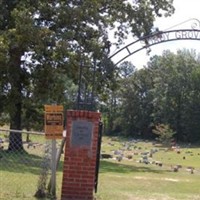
[0,0,174,150]
[114,49,200,142]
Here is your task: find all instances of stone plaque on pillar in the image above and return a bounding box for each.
[71,120,93,147]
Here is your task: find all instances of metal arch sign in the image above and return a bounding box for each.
[109,29,200,66]
[146,29,200,46]
[44,105,64,139]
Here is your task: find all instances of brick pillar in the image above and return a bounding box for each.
[61,110,101,200]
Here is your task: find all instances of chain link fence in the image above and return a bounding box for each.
[0,129,64,200]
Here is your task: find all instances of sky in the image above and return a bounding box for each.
[109,0,200,69]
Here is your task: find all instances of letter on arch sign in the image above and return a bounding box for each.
[44,105,64,139]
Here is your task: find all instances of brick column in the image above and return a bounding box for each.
[61,110,101,200]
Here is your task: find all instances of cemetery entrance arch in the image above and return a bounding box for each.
[61,26,200,200]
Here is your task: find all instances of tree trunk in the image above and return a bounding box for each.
[8,102,23,151]
[175,95,182,142]
[7,46,24,151]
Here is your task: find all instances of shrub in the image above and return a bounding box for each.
[153,124,175,146]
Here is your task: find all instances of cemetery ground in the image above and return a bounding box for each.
[0,134,200,200]
[96,137,200,200]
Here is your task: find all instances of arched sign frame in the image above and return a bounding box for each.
[109,28,200,66]
[76,20,200,111]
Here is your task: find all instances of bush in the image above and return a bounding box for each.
[153,124,175,146]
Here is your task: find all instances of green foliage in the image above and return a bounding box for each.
[119,68,154,138]
[116,49,200,142]
[35,142,51,199]
[149,49,200,142]
[0,0,174,149]
[153,123,175,145]
[0,113,9,126]
[118,61,135,78]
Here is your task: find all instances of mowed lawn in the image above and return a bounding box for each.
[95,137,200,200]
[0,133,64,200]
[0,135,200,200]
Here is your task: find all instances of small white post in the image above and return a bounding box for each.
[51,139,57,197]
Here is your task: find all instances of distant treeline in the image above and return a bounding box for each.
[104,50,200,143]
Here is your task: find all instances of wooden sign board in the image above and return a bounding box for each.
[44,105,64,139]
[44,105,63,112]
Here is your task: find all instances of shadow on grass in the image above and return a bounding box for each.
[0,150,64,175]
[100,160,169,174]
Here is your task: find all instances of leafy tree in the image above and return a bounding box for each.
[102,61,136,135]
[118,49,200,142]
[0,0,174,150]
[148,50,200,142]
[119,61,135,78]
[152,123,175,146]
[120,68,154,138]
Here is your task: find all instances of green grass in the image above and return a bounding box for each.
[0,133,64,200]
[0,150,64,200]
[0,135,200,200]
[95,137,200,200]
[96,160,200,200]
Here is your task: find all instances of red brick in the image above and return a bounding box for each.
[61,110,100,200]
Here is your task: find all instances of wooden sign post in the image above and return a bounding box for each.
[44,105,64,197]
